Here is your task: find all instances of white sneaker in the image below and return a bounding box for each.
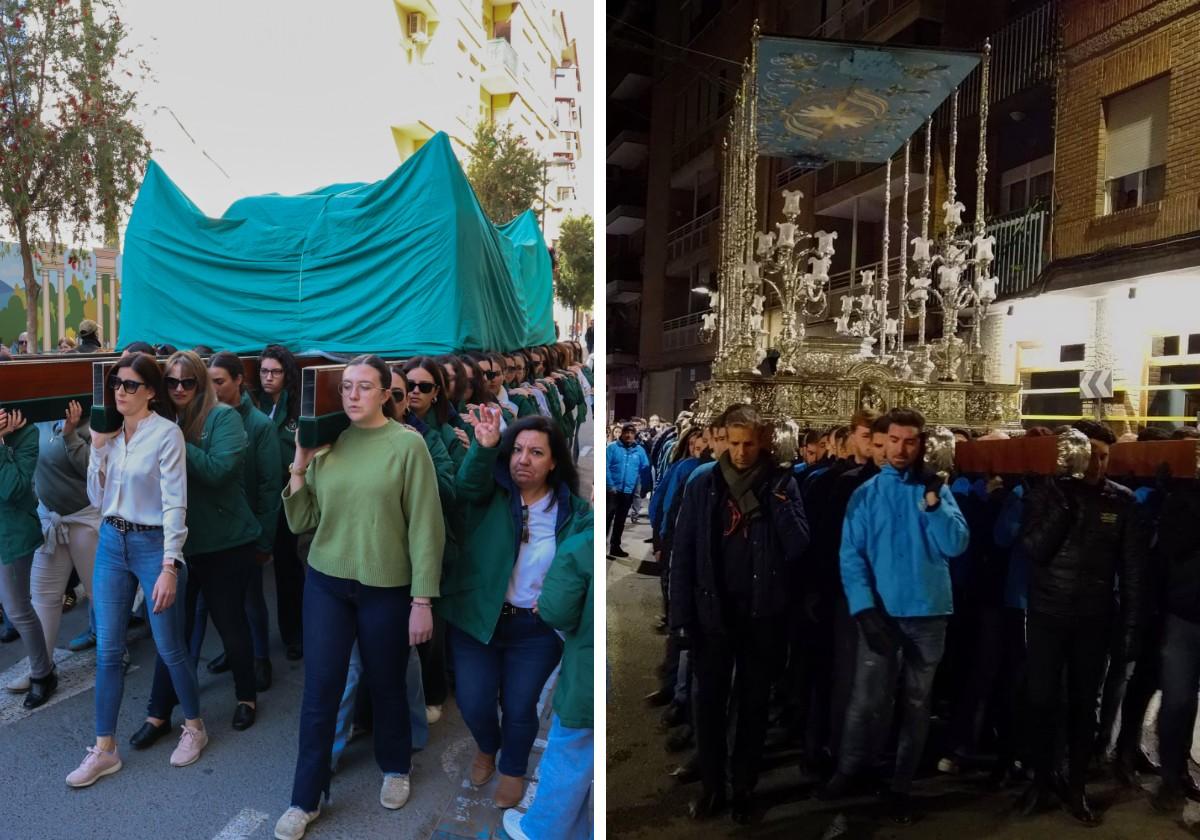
[502,808,531,840]
[380,773,411,809]
[274,806,320,840]
[425,704,442,724]
[4,673,30,693]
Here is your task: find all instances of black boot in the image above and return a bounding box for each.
[1017,777,1053,817]
[1058,776,1100,827]
[688,787,726,820]
[23,668,57,709]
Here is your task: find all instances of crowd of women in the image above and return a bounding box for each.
[0,338,594,840]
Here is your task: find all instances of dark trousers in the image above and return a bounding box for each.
[1115,618,1162,760]
[1158,614,1200,789]
[607,492,634,551]
[1025,610,1110,792]
[450,612,563,777]
[273,509,304,647]
[416,613,448,707]
[950,604,1004,756]
[1097,621,1131,757]
[290,569,412,811]
[822,598,860,760]
[148,543,257,718]
[693,612,785,796]
[993,609,1029,770]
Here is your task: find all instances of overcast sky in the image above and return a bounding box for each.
[115,0,594,226]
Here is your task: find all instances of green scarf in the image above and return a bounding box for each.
[719,452,769,520]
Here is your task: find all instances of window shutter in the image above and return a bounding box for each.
[1105,75,1169,180]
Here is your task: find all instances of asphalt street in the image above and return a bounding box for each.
[0,412,595,840]
[606,515,1200,839]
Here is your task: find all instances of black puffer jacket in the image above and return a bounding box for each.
[670,459,809,634]
[1020,477,1147,640]
[1156,486,1200,624]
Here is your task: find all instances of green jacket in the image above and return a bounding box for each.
[537,528,593,728]
[510,392,539,418]
[255,388,297,478]
[0,424,43,563]
[436,441,593,644]
[183,404,261,556]
[235,392,282,553]
[408,412,464,590]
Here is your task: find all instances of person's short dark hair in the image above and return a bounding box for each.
[850,407,881,432]
[885,407,926,433]
[122,341,155,355]
[192,344,215,356]
[1170,427,1200,440]
[871,415,891,435]
[724,405,763,432]
[500,415,580,502]
[707,408,728,432]
[803,429,822,446]
[1072,419,1116,445]
[950,426,973,440]
[1025,425,1054,437]
[1138,426,1172,442]
[154,343,178,357]
[0,346,10,361]
[620,423,637,435]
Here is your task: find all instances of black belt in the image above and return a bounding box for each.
[500,602,536,617]
[103,516,161,533]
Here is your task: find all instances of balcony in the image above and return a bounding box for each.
[810,0,934,42]
[607,130,648,169]
[666,207,720,274]
[957,1,1058,117]
[991,206,1049,298]
[481,38,518,94]
[670,106,731,183]
[607,205,645,235]
[607,278,642,304]
[662,310,711,352]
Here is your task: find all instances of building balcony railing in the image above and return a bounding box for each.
[481,38,519,94]
[666,206,720,264]
[662,310,710,352]
[957,0,1058,118]
[671,106,732,173]
[810,0,926,41]
[991,205,1049,298]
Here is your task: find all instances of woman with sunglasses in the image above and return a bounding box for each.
[401,357,465,468]
[437,409,591,809]
[255,344,305,662]
[137,350,260,747]
[274,354,444,840]
[0,406,55,709]
[503,353,540,419]
[434,355,474,451]
[68,354,204,786]
[183,352,281,693]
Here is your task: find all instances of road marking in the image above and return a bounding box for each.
[211,808,270,840]
[0,648,126,728]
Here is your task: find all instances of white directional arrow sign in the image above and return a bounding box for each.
[1080,369,1114,400]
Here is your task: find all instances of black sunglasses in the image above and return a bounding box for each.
[406,380,435,394]
[108,375,149,394]
[390,388,406,403]
[165,376,198,391]
[483,370,499,380]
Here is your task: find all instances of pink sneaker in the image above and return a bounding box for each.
[66,746,122,787]
[169,724,208,767]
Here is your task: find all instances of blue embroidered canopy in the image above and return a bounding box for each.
[756,37,980,165]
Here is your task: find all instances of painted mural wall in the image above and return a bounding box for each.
[0,244,122,351]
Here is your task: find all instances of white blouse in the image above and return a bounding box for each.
[87,412,188,563]
[505,492,557,609]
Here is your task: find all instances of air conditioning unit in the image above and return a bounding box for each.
[407,12,428,42]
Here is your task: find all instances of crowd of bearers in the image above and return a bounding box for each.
[643,401,1200,829]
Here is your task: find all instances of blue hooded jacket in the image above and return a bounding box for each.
[840,463,970,618]
[607,439,652,494]
[652,456,705,540]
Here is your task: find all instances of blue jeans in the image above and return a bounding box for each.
[330,642,427,772]
[519,716,593,840]
[450,612,563,777]
[290,569,412,811]
[93,523,199,737]
[837,616,947,793]
[1159,613,1200,789]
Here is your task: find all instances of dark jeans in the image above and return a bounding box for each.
[1115,617,1162,760]
[1158,614,1200,789]
[993,609,1029,770]
[693,612,786,795]
[189,563,272,663]
[273,509,304,647]
[838,615,948,794]
[607,492,634,552]
[290,569,412,811]
[1025,610,1110,792]
[416,613,448,707]
[450,612,563,778]
[148,543,257,717]
[809,597,858,761]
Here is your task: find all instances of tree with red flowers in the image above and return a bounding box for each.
[0,0,150,346]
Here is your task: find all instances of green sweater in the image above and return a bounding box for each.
[183,404,260,556]
[236,392,282,553]
[0,424,43,563]
[282,421,444,593]
[538,528,593,728]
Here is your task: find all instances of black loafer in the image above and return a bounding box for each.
[285,644,303,661]
[254,658,272,692]
[130,719,172,750]
[206,652,229,674]
[23,669,57,709]
[232,703,256,731]
[0,625,18,643]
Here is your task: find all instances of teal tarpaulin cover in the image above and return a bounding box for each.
[118,132,556,355]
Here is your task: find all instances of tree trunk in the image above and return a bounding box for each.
[16,219,39,349]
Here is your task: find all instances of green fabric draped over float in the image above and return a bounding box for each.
[118,131,555,355]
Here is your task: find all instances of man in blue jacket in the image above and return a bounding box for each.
[820,407,969,823]
[607,423,652,558]
[669,406,809,825]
